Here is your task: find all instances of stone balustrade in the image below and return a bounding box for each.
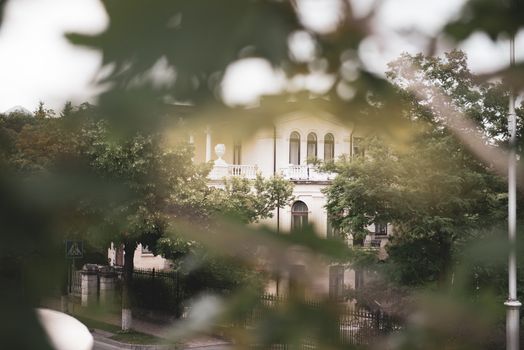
[208,163,259,180]
[206,144,336,182]
[228,164,258,178]
[280,164,336,181]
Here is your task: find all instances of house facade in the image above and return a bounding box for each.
[109,110,390,299]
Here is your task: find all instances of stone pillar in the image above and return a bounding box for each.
[318,139,325,161]
[205,127,212,162]
[301,138,307,165]
[81,264,98,307]
[99,268,116,305]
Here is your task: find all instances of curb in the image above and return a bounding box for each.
[92,330,178,350]
[92,330,232,350]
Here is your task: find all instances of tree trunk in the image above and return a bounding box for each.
[122,241,136,331]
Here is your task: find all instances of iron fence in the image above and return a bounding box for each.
[70,270,82,296]
[247,294,402,348]
[131,268,184,317]
[84,268,401,347]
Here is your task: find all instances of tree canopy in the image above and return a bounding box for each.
[1,0,523,348]
[324,51,517,286]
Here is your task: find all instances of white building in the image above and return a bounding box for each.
[109,109,390,299]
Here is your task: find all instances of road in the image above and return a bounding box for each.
[93,340,122,350]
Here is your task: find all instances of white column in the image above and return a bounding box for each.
[301,138,307,165]
[189,134,194,144]
[205,127,212,162]
[318,139,325,161]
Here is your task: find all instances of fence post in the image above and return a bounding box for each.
[99,266,116,305]
[81,264,98,307]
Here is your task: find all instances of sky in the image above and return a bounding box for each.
[0,0,523,112]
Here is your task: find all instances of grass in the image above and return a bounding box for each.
[75,315,121,333]
[75,315,165,345]
[110,330,165,345]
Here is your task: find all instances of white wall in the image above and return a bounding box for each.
[107,243,171,270]
[133,244,172,270]
[275,112,353,169]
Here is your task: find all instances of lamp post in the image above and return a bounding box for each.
[505,36,521,350]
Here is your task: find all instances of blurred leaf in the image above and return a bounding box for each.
[444,0,524,41]
[0,0,6,27]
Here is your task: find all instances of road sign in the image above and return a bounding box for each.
[65,240,83,258]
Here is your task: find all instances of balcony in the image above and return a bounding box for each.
[207,143,259,180]
[208,163,258,180]
[280,164,336,182]
[206,144,335,182]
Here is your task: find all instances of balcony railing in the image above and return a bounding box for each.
[228,164,258,179]
[208,164,335,182]
[280,164,336,181]
[208,164,258,180]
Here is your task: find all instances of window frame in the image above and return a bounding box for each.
[307,132,317,161]
[324,133,335,161]
[289,131,301,165]
[291,200,308,231]
[374,223,388,236]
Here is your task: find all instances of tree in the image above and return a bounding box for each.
[4,102,294,328]
[78,119,215,328]
[208,174,294,224]
[60,101,74,118]
[156,173,294,299]
[1,0,523,347]
[33,101,54,119]
[324,51,510,286]
[2,107,213,328]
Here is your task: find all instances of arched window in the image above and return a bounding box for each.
[289,132,300,165]
[291,201,308,230]
[307,132,317,161]
[324,133,334,161]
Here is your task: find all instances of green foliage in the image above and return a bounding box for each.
[33,101,55,119]
[60,101,74,118]
[210,174,294,224]
[1,0,523,348]
[157,174,293,284]
[66,0,302,133]
[445,0,524,41]
[183,255,264,296]
[386,50,523,151]
[325,52,509,286]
